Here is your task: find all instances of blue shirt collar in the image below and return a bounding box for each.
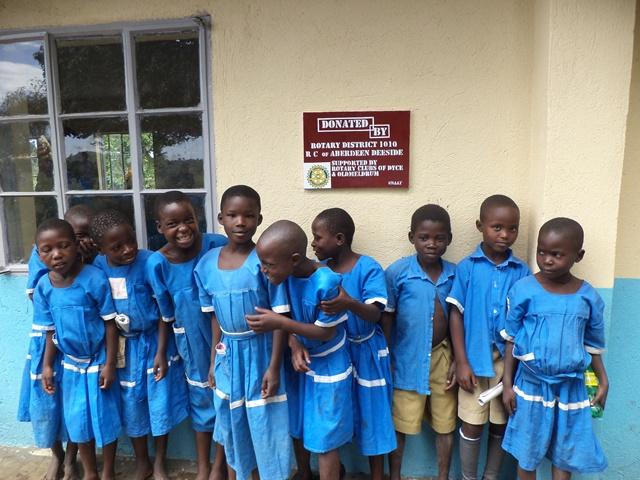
[407,255,456,285]
[470,243,526,268]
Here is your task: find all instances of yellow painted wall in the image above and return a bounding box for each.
[0,0,635,288]
[616,1,640,279]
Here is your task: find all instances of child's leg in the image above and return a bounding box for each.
[368,454,385,480]
[459,422,484,480]
[101,440,117,480]
[195,431,212,480]
[293,438,312,479]
[551,466,571,480]
[388,431,405,480]
[435,432,454,480]
[77,440,99,480]
[153,434,170,480]
[517,466,536,480]
[46,440,65,480]
[482,423,506,480]
[130,436,153,480]
[317,449,340,480]
[209,442,227,480]
[62,441,80,480]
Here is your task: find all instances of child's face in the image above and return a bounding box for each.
[256,241,294,285]
[67,215,97,261]
[409,219,451,266]
[100,223,138,267]
[311,219,341,261]
[156,201,200,250]
[37,228,79,276]
[217,196,262,246]
[536,230,584,281]
[476,206,520,256]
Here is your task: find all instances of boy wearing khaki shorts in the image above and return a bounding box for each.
[446,195,530,480]
[382,205,457,480]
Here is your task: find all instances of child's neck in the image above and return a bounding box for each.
[161,235,202,263]
[481,242,509,265]
[328,247,359,274]
[535,271,583,294]
[49,261,83,288]
[418,256,442,283]
[219,240,255,270]
[293,256,319,279]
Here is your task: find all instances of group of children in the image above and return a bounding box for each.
[18,188,609,480]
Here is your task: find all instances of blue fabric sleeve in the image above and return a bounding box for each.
[446,259,470,313]
[503,281,527,341]
[88,270,117,320]
[26,246,48,295]
[584,288,606,353]
[384,261,400,312]
[193,259,214,313]
[361,258,388,309]
[314,272,348,327]
[145,257,176,322]
[32,283,55,329]
[268,277,290,313]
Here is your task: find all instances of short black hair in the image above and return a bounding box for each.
[314,208,355,246]
[258,220,308,256]
[479,194,519,220]
[410,204,451,234]
[220,185,261,211]
[90,209,131,245]
[153,190,192,220]
[64,204,94,223]
[539,217,584,250]
[35,218,75,243]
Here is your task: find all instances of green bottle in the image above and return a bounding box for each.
[585,366,604,419]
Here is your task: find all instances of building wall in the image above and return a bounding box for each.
[0,1,638,478]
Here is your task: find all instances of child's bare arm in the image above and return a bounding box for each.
[246,307,336,341]
[262,329,285,398]
[209,313,222,389]
[320,286,381,323]
[42,331,57,394]
[449,307,476,393]
[380,311,394,346]
[153,319,169,381]
[502,341,518,415]
[100,320,118,390]
[590,354,609,409]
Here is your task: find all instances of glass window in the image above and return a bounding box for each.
[68,195,134,226]
[143,193,206,251]
[0,122,53,192]
[0,40,47,116]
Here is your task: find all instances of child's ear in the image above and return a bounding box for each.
[336,232,345,246]
[155,220,162,234]
[447,232,453,246]
[217,212,223,225]
[576,249,585,263]
[291,252,302,266]
[257,214,263,226]
[408,230,415,244]
[475,219,483,232]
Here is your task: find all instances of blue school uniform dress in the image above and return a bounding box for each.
[342,255,396,456]
[194,247,292,480]
[385,256,456,395]
[94,251,189,438]
[445,244,529,377]
[500,276,607,473]
[33,265,122,447]
[146,233,227,432]
[286,266,354,453]
[17,247,68,447]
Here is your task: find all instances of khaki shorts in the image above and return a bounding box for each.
[392,340,457,435]
[457,348,507,425]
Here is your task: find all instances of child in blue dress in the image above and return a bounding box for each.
[246,220,353,480]
[36,218,121,480]
[383,205,458,480]
[146,191,228,480]
[18,204,96,480]
[194,185,292,480]
[447,194,529,480]
[91,209,189,480]
[311,208,395,480]
[501,217,609,479]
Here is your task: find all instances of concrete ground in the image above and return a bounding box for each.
[0,447,432,480]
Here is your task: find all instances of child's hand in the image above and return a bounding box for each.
[319,287,353,315]
[503,384,517,415]
[99,364,115,390]
[153,353,168,382]
[290,336,311,373]
[445,359,458,391]
[246,307,283,333]
[456,360,477,393]
[41,366,56,394]
[208,362,216,389]
[261,366,280,398]
[593,378,609,410]
[78,238,97,262]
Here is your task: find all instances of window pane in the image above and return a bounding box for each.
[143,193,206,251]
[68,195,134,226]
[0,122,53,192]
[0,40,47,116]
[63,117,131,191]
[141,114,203,189]
[56,36,125,113]
[2,195,57,263]
[135,31,200,109]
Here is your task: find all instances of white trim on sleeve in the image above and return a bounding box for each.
[272,304,291,314]
[514,352,535,362]
[500,329,514,342]
[173,326,185,334]
[32,324,55,331]
[314,313,348,327]
[102,312,117,321]
[201,306,214,313]
[445,296,464,313]
[162,316,175,323]
[384,305,396,313]
[585,345,605,354]
[365,297,387,306]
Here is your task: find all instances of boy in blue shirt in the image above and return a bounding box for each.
[447,194,530,480]
[383,205,457,480]
[501,218,608,478]
[246,220,353,480]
